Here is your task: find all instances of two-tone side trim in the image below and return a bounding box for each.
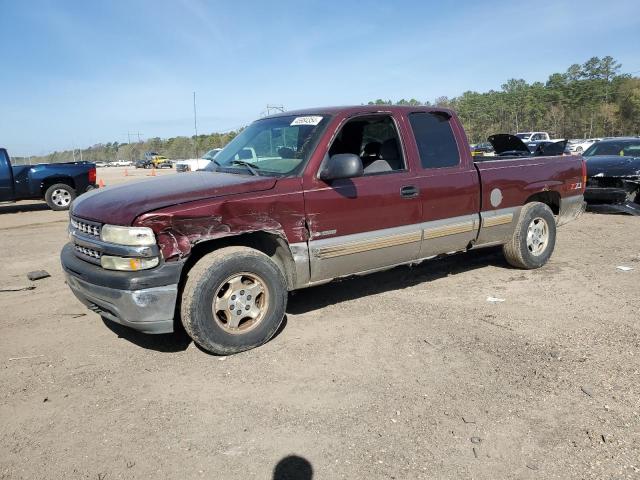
[474,206,521,248]
[315,231,422,259]
[423,220,475,239]
[482,213,513,228]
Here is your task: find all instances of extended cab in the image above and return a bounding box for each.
[0,148,96,210]
[61,106,585,354]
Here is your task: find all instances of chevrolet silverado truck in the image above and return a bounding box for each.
[61,106,585,355]
[1,148,96,210]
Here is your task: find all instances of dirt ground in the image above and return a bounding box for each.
[1,169,639,479]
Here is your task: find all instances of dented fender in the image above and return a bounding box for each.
[133,178,309,263]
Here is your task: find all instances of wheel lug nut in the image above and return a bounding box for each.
[240,290,245,295]
[230,304,235,310]
[231,295,236,301]
[245,305,250,310]
[236,310,241,315]
[246,295,252,300]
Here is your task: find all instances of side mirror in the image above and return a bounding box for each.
[319,154,363,182]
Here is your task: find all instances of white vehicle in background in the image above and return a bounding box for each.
[515,132,551,142]
[175,148,222,173]
[567,138,601,154]
[95,161,108,167]
[113,159,132,167]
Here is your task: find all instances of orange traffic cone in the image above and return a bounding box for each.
[148,167,156,177]
[98,178,105,188]
[124,168,128,177]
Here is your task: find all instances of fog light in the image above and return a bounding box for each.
[101,255,159,271]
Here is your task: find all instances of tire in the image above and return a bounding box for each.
[181,246,288,355]
[44,183,76,211]
[502,202,556,269]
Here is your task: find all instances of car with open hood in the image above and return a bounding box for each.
[477,134,567,158]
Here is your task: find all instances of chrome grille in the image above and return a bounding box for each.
[70,217,101,237]
[74,244,101,259]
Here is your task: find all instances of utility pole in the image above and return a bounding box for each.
[263,104,285,117]
[127,132,132,162]
[193,91,199,158]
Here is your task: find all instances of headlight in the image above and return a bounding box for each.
[101,224,156,246]
[101,255,159,271]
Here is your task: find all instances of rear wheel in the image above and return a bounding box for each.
[44,183,76,211]
[503,202,556,269]
[181,246,287,355]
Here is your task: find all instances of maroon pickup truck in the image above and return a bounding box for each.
[61,106,585,354]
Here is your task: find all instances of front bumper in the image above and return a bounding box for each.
[61,243,183,334]
[584,186,628,204]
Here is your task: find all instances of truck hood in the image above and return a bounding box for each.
[487,134,530,154]
[71,171,277,225]
[585,156,640,178]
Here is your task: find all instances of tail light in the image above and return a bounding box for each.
[88,168,96,184]
[581,159,587,190]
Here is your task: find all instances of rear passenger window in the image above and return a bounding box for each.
[409,112,460,168]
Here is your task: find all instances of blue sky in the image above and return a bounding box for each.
[1,0,639,156]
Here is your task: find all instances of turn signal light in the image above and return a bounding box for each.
[100,255,159,271]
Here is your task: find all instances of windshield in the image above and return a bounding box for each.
[583,140,640,157]
[205,114,331,176]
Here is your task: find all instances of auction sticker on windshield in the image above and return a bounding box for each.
[290,116,323,126]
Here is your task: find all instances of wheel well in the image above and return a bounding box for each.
[525,191,560,215]
[41,177,75,195]
[182,231,297,290]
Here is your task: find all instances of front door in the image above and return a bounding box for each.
[0,149,14,202]
[302,113,422,282]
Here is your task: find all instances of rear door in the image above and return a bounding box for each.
[405,111,481,257]
[302,112,422,282]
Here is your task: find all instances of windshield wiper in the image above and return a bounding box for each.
[230,160,260,176]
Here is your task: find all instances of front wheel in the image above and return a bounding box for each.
[180,246,288,355]
[502,202,556,269]
[44,183,76,211]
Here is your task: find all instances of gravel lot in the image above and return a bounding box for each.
[1,168,639,479]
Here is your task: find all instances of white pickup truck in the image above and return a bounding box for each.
[175,149,222,173]
[515,132,551,142]
[175,148,261,173]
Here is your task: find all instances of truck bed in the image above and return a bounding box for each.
[474,154,584,212]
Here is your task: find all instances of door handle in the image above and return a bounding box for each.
[400,185,419,198]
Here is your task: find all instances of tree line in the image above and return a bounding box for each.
[369,56,640,143]
[13,56,640,165]
[13,131,240,165]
